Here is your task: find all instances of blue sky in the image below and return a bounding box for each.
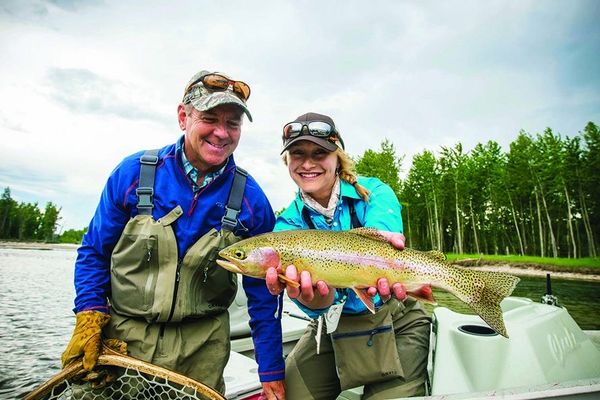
[1,0,599,231]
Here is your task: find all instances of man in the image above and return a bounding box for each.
[61,70,285,398]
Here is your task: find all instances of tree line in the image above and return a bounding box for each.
[2,121,598,256]
[0,187,85,243]
[356,121,599,258]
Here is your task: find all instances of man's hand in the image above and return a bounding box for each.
[260,380,285,400]
[61,310,111,370]
[61,311,128,389]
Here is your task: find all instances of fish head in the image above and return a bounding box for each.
[217,241,281,279]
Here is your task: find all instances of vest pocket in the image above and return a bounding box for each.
[111,233,159,316]
[331,308,403,390]
[180,229,240,317]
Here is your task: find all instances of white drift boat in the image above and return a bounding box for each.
[226,276,600,400]
[26,276,600,400]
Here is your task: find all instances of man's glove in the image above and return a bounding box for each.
[61,310,111,370]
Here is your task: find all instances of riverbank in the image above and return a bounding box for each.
[0,241,79,250]
[467,264,600,282]
[452,259,600,281]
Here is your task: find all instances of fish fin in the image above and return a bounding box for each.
[406,284,437,304]
[351,287,376,314]
[278,274,300,288]
[425,250,446,262]
[348,227,389,242]
[453,268,520,338]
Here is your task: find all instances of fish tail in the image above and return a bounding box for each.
[449,267,520,338]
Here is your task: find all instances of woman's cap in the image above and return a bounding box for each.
[281,112,345,153]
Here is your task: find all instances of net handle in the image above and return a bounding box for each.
[25,344,226,400]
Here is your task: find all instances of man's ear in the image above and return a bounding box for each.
[177,104,187,130]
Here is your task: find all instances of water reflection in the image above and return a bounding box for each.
[424,276,600,330]
[0,248,76,399]
[0,248,599,399]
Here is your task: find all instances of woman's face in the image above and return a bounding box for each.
[287,141,339,206]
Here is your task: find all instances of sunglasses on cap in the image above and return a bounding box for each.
[283,121,339,141]
[184,73,251,101]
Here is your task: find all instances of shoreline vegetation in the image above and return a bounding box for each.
[2,241,599,282]
[450,254,600,282]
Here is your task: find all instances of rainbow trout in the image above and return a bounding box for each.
[217,228,520,337]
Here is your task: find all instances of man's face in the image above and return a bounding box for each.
[178,103,243,175]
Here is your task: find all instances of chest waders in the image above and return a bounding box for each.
[104,149,247,391]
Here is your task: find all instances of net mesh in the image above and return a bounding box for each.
[39,366,221,400]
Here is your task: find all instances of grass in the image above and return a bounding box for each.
[446,253,600,272]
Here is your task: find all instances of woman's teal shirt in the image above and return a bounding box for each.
[274,176,403,319]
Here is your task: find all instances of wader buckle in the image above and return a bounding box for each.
[221,207,239,231]
[140,154,159,165]
[136,187,154,211]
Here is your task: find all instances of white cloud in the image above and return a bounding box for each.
[1,0,598,230]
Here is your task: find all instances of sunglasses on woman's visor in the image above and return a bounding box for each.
[185,73,251,101]
[283,121,338,140]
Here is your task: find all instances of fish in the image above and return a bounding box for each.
[216,228,520,337]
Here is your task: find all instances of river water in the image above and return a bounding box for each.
[1,247,599,399]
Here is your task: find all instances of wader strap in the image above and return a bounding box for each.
[301,199,363,229]
[221,167,248,231]
[136,149,160,215]
[158,205,184,226]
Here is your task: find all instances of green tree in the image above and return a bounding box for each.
[0,187,16,238]
[402,150,442,250]
[581,122,600,256]
[59,227,87,244]
[355,139,404,198]
[38,202,62,242]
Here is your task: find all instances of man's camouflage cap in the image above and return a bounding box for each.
[182,70,253,122]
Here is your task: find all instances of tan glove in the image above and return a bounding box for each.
[83,338,128,389]
[61,310,111,370]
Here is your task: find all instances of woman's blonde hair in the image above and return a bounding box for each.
[282,147,371,203]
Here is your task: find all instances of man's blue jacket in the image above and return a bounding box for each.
[73,136,284,382]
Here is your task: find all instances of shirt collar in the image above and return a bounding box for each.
[177,136,228,191]
[300,177,341,221]
[339,178,362,200]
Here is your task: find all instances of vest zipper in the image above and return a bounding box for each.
[166,257,183,322]
[331,325,393,346]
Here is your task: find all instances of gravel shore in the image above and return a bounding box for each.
[0,241,79,250]
[467,264,600,282]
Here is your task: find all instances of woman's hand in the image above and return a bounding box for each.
[265,265,334,309]
[265,230,408,303]
[366,230,408,301]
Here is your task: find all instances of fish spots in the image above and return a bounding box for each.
[218,229,519,336]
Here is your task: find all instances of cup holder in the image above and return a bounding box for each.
[457,324,498,336]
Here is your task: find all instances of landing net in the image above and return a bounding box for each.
[25,351,225,400]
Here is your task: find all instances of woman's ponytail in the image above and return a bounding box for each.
[336,149,370,203]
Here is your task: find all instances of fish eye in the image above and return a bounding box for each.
[234,249,246,259]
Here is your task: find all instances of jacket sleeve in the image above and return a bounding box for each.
[361,178,404,232]
[241,185,285,382]
[73,167,132,313]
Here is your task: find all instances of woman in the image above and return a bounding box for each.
[265,112,431,400]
